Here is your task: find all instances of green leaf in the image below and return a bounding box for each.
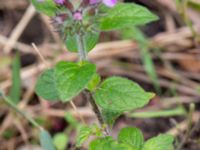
[35,62,96,102]
[94,77,155,112]
[40,129,56,150]
[35,69,59,101]
[86,73,101,92]
[66,31,99,52]
[65,35,78,52]
[143,134,174,150]
[84,31,99,51]
[76,126,93,147]
[89,137,133,150]
[31,0,58,16]
[99,3,158,31]
[76,125,99,147]
[55,61,96,102]
[53,133,68,150]
[9,54,21,104]
[102,109,121,127]
[118,127,144,150]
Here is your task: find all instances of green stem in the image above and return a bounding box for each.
[0,90,42,130]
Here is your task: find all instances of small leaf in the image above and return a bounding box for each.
[84,31,99,51]
[76,125,98,147]
[143,134,174,150]
[9,54,21,104]
[118,127,144,150]
[31,0,58,16]
[86,73,101,92]
[99,3,158,31]
[55,61,96,102]
[89,137,133,150]
[66,31,99,52]
[35,69,59,101]
[94,77,154,112]
[53,133,68,150]
[65,35,77,52]
[40,129,56,150]
[102,109,121,127]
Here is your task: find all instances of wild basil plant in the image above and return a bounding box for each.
[32,0,174,149]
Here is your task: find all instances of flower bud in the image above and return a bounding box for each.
[54,0,65,5]
[103,0,117,7]
[73,11,83,21]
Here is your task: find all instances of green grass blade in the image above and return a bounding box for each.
[130,106,186,118]
[9,54,21,104]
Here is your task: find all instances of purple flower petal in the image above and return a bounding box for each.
[73,11,83,21]
[54,0,65,5]
[103,0,117,7]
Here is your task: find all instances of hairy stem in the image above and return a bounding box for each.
[76,32,109,135]
[76,33,88,61]
[84,91,110,135]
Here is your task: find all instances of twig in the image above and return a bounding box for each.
[32,43,49,68]
[70,101,86,124]
[3,5,35,53]
[167,112,199,136]
[176,103,196,150]
[13,119,30,149]
[0,35,33,53]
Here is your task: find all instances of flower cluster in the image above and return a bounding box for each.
[54,0,117,7]
[48,0,117,43]
[54,0,65,4]
[51,0,117,28]
[102,0,117,7]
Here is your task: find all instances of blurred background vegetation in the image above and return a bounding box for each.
[0,0,200,149]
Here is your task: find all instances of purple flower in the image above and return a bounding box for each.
[73,11,83,21]
[103,0,117,7]
[54,0,65,5]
